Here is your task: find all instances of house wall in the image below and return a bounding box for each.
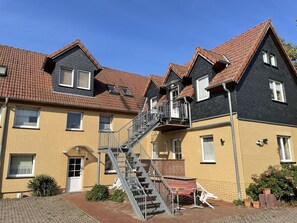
[238,119,297,189]
[0,102,134,198]
[236,31,297,125]
[146,81,161,106]
[52,46,97,97]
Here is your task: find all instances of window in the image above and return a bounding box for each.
[99,116,112,131]
[77,70,91,90]
[173,139,182,160]
[105,149,117,173]
[150,97,158,111]
[270,54,277,67]
[262,51,269,64]
[269,80,286,102]
[196,76,210,101]
[14,108,39,128]
[66,112,82,130]
[9,155,35,177]
[120,87,132,96]
[152,142,158,159]
[201,136,215,162]
[107,85,120,94]
[277,136,292,162]
[0,66,7,76]
[60,68,73,87]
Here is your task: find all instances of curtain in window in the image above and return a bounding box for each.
[67,113,82,129]
[203,137,214,161]
[60,69,73,86]
[78,71,90,89]
[15,109,38,127]
[10,156,33,175]
[99,116,111,131]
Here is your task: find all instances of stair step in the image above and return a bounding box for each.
[142,208,165,216]
[131,187,153,192]
[138,200,161,206]
[134,194,157,200]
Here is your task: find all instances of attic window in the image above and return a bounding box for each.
[0,66,7,76]
[262,51,269,64]
[107,85,120,94]
[120,87,132,96]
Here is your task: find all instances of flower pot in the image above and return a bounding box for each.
[263,188,271,195]
[252,201,260,208]
[244,200,251,207]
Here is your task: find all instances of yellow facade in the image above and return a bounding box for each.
[0,102,134,198]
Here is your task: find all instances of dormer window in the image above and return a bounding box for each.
[60,67,74,87]
[0,66,7,76]
[107,85,120,94]
[196,75,210,101]
[77,70,91,90]
[120,87,132,96]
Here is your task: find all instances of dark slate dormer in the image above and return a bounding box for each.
[43,40,101,97]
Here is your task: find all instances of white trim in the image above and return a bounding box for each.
[151,142,158,159]
[270,54,277,67]
[277,135,293,162]
[77,70,91,90]
[59,67,74,88]
[172,138,182,160]
[8,154,36,178]
[201,135,215,163]
[150,96,157,110]
[262,51,269,64]
[269,79,286,102]
[66,157,84,192]
[196,75,210,102]
[99,115,113,131]
[13,108,40,129]
[66,112,83,130]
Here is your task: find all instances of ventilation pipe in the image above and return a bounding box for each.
[222,83,241,200]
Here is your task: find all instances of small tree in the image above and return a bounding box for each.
[85,184,109,201]
[28,174,58,197]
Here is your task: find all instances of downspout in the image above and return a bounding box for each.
[96,151,100,185]
[183,97,192,127]
[0,97,9,191]
[222,83,241,200]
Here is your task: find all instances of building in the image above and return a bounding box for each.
[0,19,296,218]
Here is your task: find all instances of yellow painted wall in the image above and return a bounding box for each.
[0,103,134,197]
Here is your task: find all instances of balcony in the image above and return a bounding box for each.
[154,100,190,132]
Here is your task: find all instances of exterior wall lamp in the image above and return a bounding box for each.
[256,139,268,147]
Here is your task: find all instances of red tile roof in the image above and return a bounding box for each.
[49,39,102,69]
[162,62,190,85]
[177,85,194,100]
[0,44,148,114]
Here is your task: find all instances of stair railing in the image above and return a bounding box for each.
[133,138,176,214]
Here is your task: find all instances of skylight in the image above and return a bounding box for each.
[0,66,7,76]
[107,85,120,94]
[120,86,132,96]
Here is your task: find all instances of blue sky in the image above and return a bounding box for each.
[0,0,296,76]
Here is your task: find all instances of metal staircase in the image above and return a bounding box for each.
[99,110,175,220]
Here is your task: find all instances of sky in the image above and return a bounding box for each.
[0,0,296,77]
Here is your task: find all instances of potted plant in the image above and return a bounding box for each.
[252,200,260,208]
[263,188,271,195]
[244,197,252,207]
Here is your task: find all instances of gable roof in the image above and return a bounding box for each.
[142,74,163,97]
[49,39,102,69]
[0,43,148,114]
[162,62,191,85]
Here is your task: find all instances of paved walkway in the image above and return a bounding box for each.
[1,193,297,223]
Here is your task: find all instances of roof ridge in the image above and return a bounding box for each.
[212,19,271,51]
[0,43,47,56]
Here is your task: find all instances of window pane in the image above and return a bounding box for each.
[173,140,182,160]
[203,137,214,161]
[15,109,38,127]
[275,82,283,101]
[67,113,82,129]
[198,77,209,100]
[60,69,73,86]
[107,85,119,94]
[269,81,274,100]
[105,150,118,172]
[270,54,277,67]
[150,97,158,110]
[78,71,90,89]
[283,138,291,160]
[121,87,132,96]
[99,116,111,131]
[277,136,292,161]
[263,51,269,63]
[9,156,33,175]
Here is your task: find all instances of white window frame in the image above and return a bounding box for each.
[77,70,91,90]
[120,86,132,96]
[107,85,120,94]
[99,115,113,131]
[104,149,117,173]
[66,112,83,130]
[269,79,286,102]
[59,67,74,88]
[277,136,293,163]
[0,66,7,76]
[8,154,36,178]
[173,139,182,160]
[201,135,215,163]
[196,75,210,102]
[262,51,269,64]
[13,108,40,129]
[270,54,277,67]
[150,97,158,110]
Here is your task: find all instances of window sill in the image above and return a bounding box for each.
[65,129,84,132]
[59,84,74,88]
[12,126,40,130]
[271,99,287,105]
[77,87,91,91]
[196,97,210,103]
[200,161,216,164]
[280,161,296,165]
[7,176,35,179]
[104,171,117,174]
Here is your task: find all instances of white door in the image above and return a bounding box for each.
[66,157,83,192]
[170,87,179,118]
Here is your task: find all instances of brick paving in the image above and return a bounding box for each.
[0,195,97,223]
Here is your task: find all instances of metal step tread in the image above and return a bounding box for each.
[137,200,161,206]
[142,208,165,215]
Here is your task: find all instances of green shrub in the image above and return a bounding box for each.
[246,165,297,202]
[109,189,125,202]
[85,184,109,201]
[233,199,244,206]
[28,174,58,197]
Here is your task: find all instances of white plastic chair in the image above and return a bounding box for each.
[196,182,218,209]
